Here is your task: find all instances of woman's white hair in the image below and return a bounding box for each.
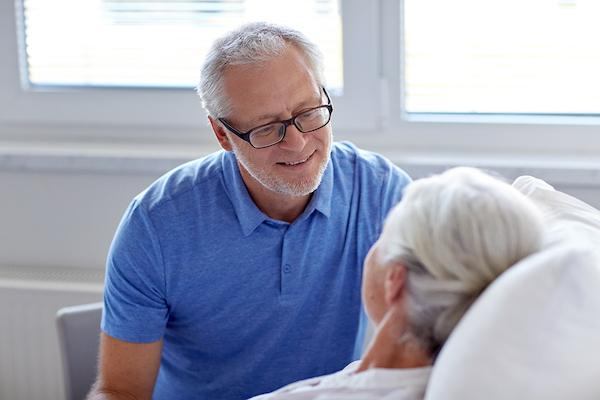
[196,22,326,118]
[377,167,544,356]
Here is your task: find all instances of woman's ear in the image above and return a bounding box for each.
[384,263,407,306]
[208,116,233,151]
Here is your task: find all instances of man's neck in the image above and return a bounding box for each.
[253,190,311,223]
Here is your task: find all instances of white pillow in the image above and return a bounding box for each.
[512,175,600,247]
[425,243,600,400]
[426,177,600,399]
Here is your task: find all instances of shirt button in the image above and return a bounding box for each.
[283,264,292,273]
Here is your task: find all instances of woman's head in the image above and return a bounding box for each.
[363,167,544,357]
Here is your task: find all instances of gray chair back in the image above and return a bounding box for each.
[56,302,103,400]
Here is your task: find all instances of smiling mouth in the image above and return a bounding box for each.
[277,151,314,166]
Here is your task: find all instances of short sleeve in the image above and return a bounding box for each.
[379,160,412,227]
[101,199,168,343]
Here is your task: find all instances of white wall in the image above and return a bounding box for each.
[1,141,599,273]
[0,170,156,271]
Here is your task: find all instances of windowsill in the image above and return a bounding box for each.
[1,137,599,187]
[0,139,219,175]
[388,151,600,188]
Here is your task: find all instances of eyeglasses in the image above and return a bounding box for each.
[218,87,333,149]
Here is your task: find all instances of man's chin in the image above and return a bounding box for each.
[268,179,319,197]
[234,148,327,197]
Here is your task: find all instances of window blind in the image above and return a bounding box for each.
[22,0,342,89]
[404,0,600,115]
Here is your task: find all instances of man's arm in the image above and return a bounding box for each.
[87,333,163,400]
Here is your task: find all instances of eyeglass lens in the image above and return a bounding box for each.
[250,107,331,148]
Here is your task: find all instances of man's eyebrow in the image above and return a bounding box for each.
[252,94,321,124]
[252,112,283,125]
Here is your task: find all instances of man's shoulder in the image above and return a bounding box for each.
[331,141,410,182]
[135,150,227,211]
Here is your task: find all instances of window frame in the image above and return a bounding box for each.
[356,0,600,157]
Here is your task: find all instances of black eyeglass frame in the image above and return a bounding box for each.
[218,87,333,149]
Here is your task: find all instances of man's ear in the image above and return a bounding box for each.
[208,116,233,151]
[384,263,407,306]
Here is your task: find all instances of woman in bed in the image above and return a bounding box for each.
[250,167,545,400]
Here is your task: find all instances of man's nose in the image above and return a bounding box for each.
[278,123,306,151]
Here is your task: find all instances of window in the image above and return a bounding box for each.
[403,0,600,116]
[1,0,377,133]
[22,0,343,91]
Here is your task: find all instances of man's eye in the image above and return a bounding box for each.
[252,124,279,137]
[299,108,322,121]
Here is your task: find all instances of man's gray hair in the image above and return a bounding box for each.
[377,167,544,357]
[197,22,326,118]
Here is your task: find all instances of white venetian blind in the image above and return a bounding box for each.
[22,0,342,90]
[404,0,600,115]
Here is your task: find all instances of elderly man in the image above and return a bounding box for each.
[89,22,410,400]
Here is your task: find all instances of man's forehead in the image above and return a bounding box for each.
[221,46,320,117]
[224,77,320,123]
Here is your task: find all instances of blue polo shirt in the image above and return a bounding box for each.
[102,141,411,399]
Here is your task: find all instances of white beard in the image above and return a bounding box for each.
[229,136,331,197]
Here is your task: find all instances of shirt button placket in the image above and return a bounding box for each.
[280,226,294,296]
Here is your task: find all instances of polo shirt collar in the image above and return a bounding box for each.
[302,156,333,219]
[220,151,266,236]
[221,151,333,237]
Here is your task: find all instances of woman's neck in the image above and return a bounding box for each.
[356,310,432,373]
